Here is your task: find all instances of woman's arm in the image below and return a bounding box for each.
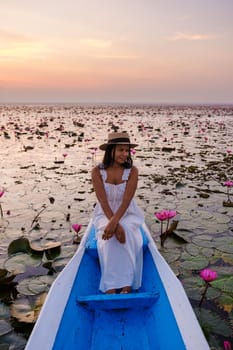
[91,166,113,220]
[105,166,138,230]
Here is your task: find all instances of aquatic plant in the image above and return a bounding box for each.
[154,210,178,247]
[223,180,233,203]
[199,268,218,307]
[72,223,82,244]
[224,340,232,350]
[0,190,5,217]
[130,149,136,155]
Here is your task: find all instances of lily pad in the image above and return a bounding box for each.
[190,210,213,220]
[8,237,31,255]
[216,293,233,313]
[180,254,209,270]
[214,236,233,254]
[0,302,10,318]
[192,236,214,249]
[195,308,232,338]
[29,239,61,253]
[185,244,200,256]
[10,293,47,323]
[0,320,12,337]
[160,248,181,264]
[172,229,189,243]
[182,276,203,300]
[4,254,41,274]
[17,275,55,296]
[211,276,233,294]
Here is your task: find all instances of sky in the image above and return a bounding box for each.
[0,0,233,104]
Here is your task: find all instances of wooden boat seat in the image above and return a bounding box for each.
[85,225,149,257]
[77,291,159,310]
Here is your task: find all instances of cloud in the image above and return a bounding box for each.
[90,54,140,60]
[79,38,112,49]
[167,32,217,41]
[0,29,34,44]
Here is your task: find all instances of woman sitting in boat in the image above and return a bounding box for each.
[91,132,144,294]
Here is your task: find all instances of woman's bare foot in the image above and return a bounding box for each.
[106,289,116,294]
[120,286,131,294]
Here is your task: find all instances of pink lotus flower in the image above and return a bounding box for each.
[130,149,136,155]
[200,268,218,282]
[199,268,218,307]
[224,181,233,187]
[0,191,5,198]
[155,210,177,221]
[154,210,177,247]
[224,340,232,350]
[72,224,82,233]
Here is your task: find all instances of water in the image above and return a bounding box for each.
[0,104,233,349]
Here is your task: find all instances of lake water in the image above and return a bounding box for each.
[0,104,233,349]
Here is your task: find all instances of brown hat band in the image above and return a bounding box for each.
[108,137,130,144]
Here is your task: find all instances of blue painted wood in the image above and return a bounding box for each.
[51,226,186,350]
[85,225,149,257]
[77,291,160,310]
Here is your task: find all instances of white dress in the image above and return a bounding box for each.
[92,167,144,292]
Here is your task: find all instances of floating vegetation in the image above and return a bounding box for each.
[0,104,233,349]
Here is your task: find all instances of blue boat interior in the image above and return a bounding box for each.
[52,225,186,350]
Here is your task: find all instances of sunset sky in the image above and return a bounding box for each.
[0,0,233,104]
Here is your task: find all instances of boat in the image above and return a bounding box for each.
[25,220,210,350]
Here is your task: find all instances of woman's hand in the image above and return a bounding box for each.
[115,224,126,244]
[102,217,118,240]
[102,219,126,244]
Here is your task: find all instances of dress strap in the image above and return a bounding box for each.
[122,168,131,181]
[100,168,107,182]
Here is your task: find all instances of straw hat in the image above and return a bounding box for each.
[99,132,138,151]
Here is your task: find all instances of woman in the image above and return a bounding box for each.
[91,132,144,294]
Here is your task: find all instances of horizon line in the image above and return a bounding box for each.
[0,101,233,107]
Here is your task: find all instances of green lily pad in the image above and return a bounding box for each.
[185,244,200,256]
[10,293,47,323]
[190,210,213,220]
[0,269,8,279]
[180,254,209,270]
[4,254,41,274]
[172,229,189,243]
[178,220,204,231]
[192,235,214,249]
[211,276,233,294]
[0,320,12,336]
[8,237,31,255]
[160,248,181,264]
[216,293,233,313]
[220,253,233,265]
[214,236,233,254]
[29,239,61,253]
[182,276,203,300]
[0,302,10,318]
[201,247,215,258]
[195,308,232,338]
[0,269,16,293]
[17,275,55,296]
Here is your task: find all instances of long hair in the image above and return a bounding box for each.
[100,144,133,169]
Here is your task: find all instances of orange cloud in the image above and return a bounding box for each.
[167,32,217,41]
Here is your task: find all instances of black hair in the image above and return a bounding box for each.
[100,144,133,169]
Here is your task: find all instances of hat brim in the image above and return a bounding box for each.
[99,142,138,151]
